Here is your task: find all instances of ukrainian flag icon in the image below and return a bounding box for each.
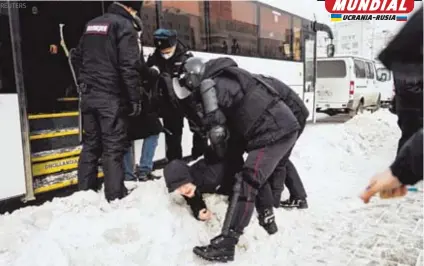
[331,14,342,22]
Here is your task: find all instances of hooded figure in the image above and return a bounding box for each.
[377,6,423,186]
[172,57,300,262]
[360,7,423,204]
[378,7,423,155]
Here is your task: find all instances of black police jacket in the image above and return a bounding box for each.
[255,74,310,131]
[202,57,300,151]
[71,3,143,103]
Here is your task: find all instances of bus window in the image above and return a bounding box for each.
[293,17,302,62]
[208,1,258,56]
[0,7,16,93]
[259,6,292,60]
[161,1,207,51]
[139,0,157,47]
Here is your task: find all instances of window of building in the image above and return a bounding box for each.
[354,59,366,78]
[139,0,157,47]
[292,17,302,61]
[208,1,258,56]
[259,6,292,60]
[161,1,207,51]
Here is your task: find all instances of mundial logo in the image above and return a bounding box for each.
[317,0,420,14]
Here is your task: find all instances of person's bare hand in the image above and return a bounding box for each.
[198,208,212,221]
[360,169,407,203]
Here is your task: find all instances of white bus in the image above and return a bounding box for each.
[0,0,334,202]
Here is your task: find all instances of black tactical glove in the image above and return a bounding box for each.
[128,101,142,117]
[208,125,229,159]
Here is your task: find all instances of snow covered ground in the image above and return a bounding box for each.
[1,110,422,266]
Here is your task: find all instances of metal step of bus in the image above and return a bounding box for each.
[34,169,103,194]
[30,128,80,153]
[56,97,79,112]
[32,146,82,163]
[28,112,79,132]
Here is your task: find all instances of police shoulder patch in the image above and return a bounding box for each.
[85,23,109,35]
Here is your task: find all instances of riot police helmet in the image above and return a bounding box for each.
[172,57,206,100]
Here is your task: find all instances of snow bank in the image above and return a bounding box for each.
[342,110,400,157]
[0,110,408,266]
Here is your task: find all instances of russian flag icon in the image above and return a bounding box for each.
[396,16,407,21]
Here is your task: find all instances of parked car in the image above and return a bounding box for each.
[316,56,382,117]
[375,65,395,108]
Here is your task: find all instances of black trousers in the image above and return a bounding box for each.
[282,159,307,200]
[77,92,129,202]
[163,114,209,161]
[163,113,184,161]
[230,131,298,233]
[266,121,307,205]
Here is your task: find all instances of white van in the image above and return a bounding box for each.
[375,65,395,107]
[316,56,382,116]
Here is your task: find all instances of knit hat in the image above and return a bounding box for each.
[163,160,193,193]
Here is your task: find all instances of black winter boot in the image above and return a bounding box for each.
[193,230,241,262]
[135,166,161,182]
[258,208,278,235]
[279,198,308,209]
[146,172,161,180]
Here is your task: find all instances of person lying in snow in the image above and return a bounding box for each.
[164,137,289,228]
[169,56,303,262]
[163,143,244,222]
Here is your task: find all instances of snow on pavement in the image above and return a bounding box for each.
[0,110,422,266]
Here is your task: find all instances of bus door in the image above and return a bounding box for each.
[0,5,30,201]
[303,36,316,122]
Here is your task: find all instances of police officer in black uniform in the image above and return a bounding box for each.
[72,1,144,202]
[146,29,207,162]
[172,57,301,262]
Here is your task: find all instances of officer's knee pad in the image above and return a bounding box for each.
[238,181,258,203]
[241,170,263,190]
